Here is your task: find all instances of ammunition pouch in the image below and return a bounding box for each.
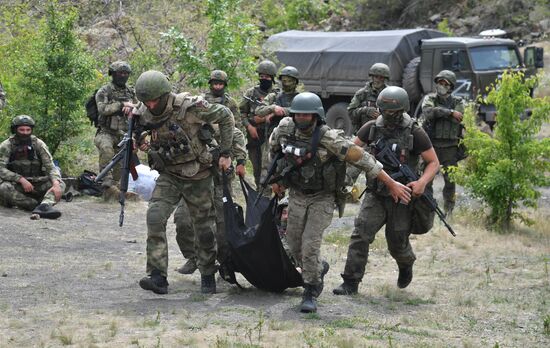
[198,123,215,144]
[148,150,166,172]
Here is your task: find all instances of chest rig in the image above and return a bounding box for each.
[146,94,213,178]
[278,124,345,194]
[8,135,44,178]
[431,95,462,141]
[368,114,419,195]
[360,84,379,108]
[101,83,135,132]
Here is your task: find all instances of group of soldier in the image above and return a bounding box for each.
[0,57,465,314]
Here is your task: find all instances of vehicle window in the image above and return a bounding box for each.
[470,46,520,70]
[441,50,468,71]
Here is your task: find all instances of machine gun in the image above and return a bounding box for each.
[95,114,139,227]
[373,139,456,237]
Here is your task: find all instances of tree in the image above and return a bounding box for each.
[449,71,550,230]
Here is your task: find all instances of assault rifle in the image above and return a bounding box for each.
[242,95,262,107]
[373,139,456,237]
[95,114,138,227]
[253,151,284,206]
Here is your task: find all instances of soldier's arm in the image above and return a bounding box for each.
[196,101,234,154]
[254,93,277,117]
[0,140,22,182]
[96,85,123,117]
[35,139,62,182]
[422,94,454,121]
[231,128,247,164]
[347,91,365,124]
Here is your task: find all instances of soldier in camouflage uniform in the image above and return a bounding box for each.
[0,115,65,219]
[256,66,300,193]
[333,87,439,296]
[270,92,411,313]
[204,70,241,128]
[420,70,466,215]
[348,63,390,133]
[94,61,137,198]
[239,60,279,187]
[133,70,234,295]
[175,71,247,275]
[0,82,6,110]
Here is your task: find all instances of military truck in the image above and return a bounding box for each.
[265,29,544,134]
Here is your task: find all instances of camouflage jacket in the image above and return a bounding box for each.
[0,135,61,183]
[421,93,466,147]
[95,82,137,132]
[134,92,234,180]
[347,82,386,132]
[255,89,299,138]
[238,85,279,128]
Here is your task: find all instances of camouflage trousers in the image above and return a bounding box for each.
[258,134,273,196]
[434,146,458,212]
[342,192,416,281]
[94,129,124,188]
[287,189,335,285]
[146,173,216,277]
[246,132,263,188]
[174,172,233,265]
[0,179,65,211]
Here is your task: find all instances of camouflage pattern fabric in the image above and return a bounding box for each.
[0,83,5,110]
[341,192,417,281]
[94,131,124,188]
[347,82,386,133]
[204,91,242,133]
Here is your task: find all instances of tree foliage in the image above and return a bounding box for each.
[449,71,550,230]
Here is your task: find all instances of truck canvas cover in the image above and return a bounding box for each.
[265,29,446,96]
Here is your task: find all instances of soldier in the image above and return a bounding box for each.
[269,92,411,313]
[239,60,278,187]
[256,66,300,192]
[0,82,6,110]
[420,70,466,216]
[333,87,439,296]
[205,70,241,126]
[133,70,234,295]
[94,61,137,199]
[0,115,65,219]
[348,63,390,133]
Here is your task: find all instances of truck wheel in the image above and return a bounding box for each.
[402,57,422,106]
[326,102,352,136]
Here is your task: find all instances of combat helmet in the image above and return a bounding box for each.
[135,70,171,102]
[256,60,277,77]
[279,66,299,81]
[208,70,228,85]
[108,60,132,76]
[11,115,35,133]
[368,63,390,79]
[289,92,325,121]
[376,86,410,112]
[434,70,457,89]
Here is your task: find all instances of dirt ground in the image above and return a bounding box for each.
[0,173,549,348]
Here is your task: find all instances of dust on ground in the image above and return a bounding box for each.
[1,173,549,348]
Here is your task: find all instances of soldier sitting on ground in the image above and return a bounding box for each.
[0,115,65,219]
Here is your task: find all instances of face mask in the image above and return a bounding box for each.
[210,87,225,97]
[294,117,316,131]
[15,132,32,143]
[382,110,403,127]
[281,76,297,92]
[112,73,129,87]
[436,84,451,97]
[259,79,273,91]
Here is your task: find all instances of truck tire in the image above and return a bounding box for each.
[326,102,352,136]
[402,57,422,106]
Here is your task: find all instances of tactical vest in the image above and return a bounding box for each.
[144,94,214,179]
[430,94,462,141]
[248,86,276,115]
[368,114,419,196]
[275,91,298,108]
[279,124,346,194]
[7,135,44,178]
[99,83,135,132]
[360,83,381,108]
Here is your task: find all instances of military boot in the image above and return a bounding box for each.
[444,200,455,218]
[315,261,330,296]
[139,269,168,294]
[177,259,197,275]
[31,203,61,219]
[397,264,413,289]
[333,277,359,295]
[300,284,318,313]
[200,274,216,294]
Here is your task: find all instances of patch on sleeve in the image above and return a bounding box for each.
[344,145,364,162]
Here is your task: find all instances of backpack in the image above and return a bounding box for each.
[78,170,104,197]
[85,89,100,127]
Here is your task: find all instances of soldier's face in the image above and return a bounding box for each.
[371,75,385,88]
[211,82,225,91]
[259,74,273,81]
[144,98,161,110]
[294,113,315,130]
[16,126,32,137]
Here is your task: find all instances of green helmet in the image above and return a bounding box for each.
[434,70,457,88]
[256,60,277,77]
[368,63,390,79]
[11,115,35,133]
[108,60,132,76]
[289,92,325,120]
[209,69,228,84]
[376,86,410,112]
[135,70,171,102]
[279,66,299,81]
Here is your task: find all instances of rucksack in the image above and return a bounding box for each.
[85,89,100,127]
[78,170,104,197]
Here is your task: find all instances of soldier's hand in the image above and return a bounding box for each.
[452,110,463,122]
[236,164,246,177]
[253,115,265,124]
[139,141,150,152]
[47,180,63,202]
[247,125,259,139]
[18,177,34,192]
[388,180,412,204]
[219,156,232,171]
[273,106,286,117]
[271,183,286,196]
[122,102,135,116]
[406,180,426,198]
